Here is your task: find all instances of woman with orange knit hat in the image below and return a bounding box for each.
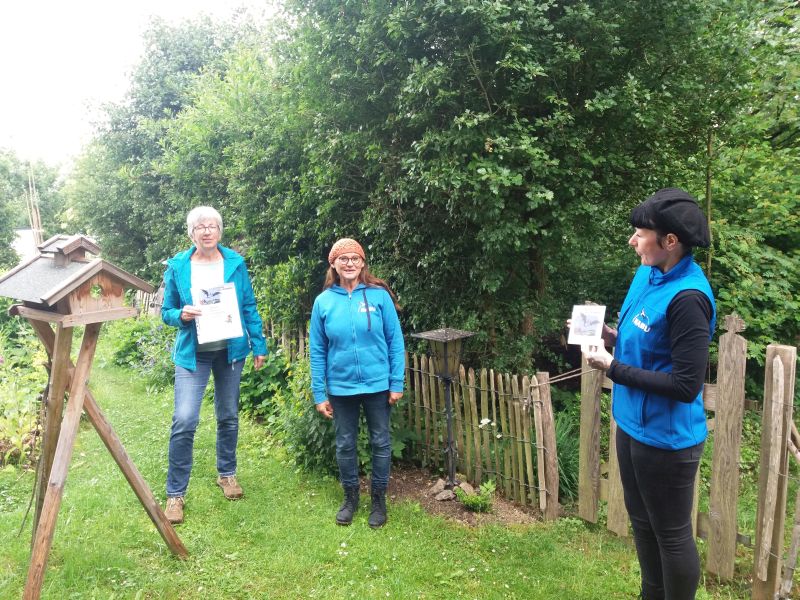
[309,238,405,528]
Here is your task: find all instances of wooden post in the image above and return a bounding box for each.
[459,365,473,479]
[526,376,542,510]
[707,314,747,579]
[496,373,512,498]
[468,368,481,483]
[753,344,797,599]
[480,369,491,484]
[507,375,520,502]
[428,359,440,470]
[412,354,423,462]
[420,356,433,467]
[489,369,501,483]
[536,372,560,520]
[579,354,603,523]
[452,365,466,474]
[606,412,628,536]
[25,323,101,600]
[29,322,73,539]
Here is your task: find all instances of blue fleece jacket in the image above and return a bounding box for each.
[161,245,267,371]
[612,254,715,450]
[309,283,405,404]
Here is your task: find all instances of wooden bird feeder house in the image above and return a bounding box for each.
[0,234,188,600]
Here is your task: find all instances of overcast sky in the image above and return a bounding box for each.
[0,0,275,168]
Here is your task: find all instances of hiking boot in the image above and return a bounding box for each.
[368,487,387,529]
[336,485,360,526]
[165,497,184,524]
[217,475,243,500]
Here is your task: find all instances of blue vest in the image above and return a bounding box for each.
[612,254,716,450]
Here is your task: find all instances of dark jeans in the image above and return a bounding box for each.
[329,391,392,489]
[167,350,244,497]
[616,428,703,600]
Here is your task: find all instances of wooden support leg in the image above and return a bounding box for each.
[25,318,188,560]
[82,394,188,558]
[30,322,73,540]
[24,323,100,600]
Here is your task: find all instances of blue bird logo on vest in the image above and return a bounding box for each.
[632,309,651,333]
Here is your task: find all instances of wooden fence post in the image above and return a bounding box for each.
[468,368,481,483]
[497,373,512,498]
[480,369,492,484]
[579,353,603,523]
[527,375,542,510]
[706,314,747,579]
[536,372,560,520]
[753,344,797,599]
[606,410,628,537]
[460,365,473,479]
[489,369,501,484]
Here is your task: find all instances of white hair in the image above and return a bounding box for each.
[186,206,223,238]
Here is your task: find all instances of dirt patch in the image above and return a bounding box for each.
[385,464,540,527]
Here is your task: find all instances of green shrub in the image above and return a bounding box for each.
[272,356,338,474]
[555,411,580,501]
[106,317,175,389]
[456,479,496,513]
[238,344,289,419]
[0,323,48,467]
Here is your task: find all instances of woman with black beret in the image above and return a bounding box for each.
[585,188,716,600]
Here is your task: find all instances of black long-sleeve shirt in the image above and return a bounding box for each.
[607,290,713,403]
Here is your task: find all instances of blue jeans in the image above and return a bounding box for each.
[329,391,392,489]
[167,350,244,497]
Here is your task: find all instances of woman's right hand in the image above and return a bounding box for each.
[180,305,203,322]
[315,400,334,419]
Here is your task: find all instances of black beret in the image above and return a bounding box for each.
[629,188,710,248]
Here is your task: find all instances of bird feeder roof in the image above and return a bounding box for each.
[0,235,153,306]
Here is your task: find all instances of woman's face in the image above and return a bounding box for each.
[333,253,364,286]
[191,219,221,252]
[628,227,669,269]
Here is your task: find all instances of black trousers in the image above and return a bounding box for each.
[616,428,704,600]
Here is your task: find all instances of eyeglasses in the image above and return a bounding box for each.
[336,256,363,266]
[193,224,220,233]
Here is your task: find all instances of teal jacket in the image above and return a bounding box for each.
[161,245,267,371]
[309,283,405,404]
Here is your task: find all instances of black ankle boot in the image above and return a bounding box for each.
[336,486,360,526]
[368,487,387,529]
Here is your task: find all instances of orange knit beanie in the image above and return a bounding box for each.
[328,238,366,265]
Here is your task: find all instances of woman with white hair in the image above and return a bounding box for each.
[160,206,267,524]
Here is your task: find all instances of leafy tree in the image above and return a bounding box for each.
[0,150,64,267]
[64,16,256,280]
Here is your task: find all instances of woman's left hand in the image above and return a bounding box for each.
[253,355,265,370]
[584,345,613,370]
[388,392,403,405]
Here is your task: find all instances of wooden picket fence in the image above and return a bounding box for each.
[398,354,561,520]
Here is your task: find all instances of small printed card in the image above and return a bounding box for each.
[191,283,243,344]
[568,304,606,346]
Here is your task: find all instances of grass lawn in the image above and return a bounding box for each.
[0,341,751,598]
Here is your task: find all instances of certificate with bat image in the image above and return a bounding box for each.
[190,283,243,344]
[568,304,606,346]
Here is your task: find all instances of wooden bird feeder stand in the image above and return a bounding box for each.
[0,235,188,600]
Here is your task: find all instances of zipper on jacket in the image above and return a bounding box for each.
[349,291,363,382]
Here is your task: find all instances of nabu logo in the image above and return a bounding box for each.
[632,309,651,333]
[359,301,376,313]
